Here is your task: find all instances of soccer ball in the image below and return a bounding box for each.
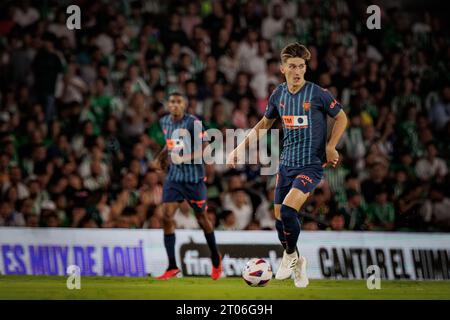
[242,258,273,287]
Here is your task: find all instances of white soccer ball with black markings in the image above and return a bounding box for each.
[242,258,273,287]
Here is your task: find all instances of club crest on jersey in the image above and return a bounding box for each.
[282,115,309,129]
[303,101,311,111]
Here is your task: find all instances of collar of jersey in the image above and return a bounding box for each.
[171,113,188,123]
[284,81,309,96]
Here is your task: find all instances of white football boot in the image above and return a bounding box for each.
[293,255,309,288]
[275,250,298,280]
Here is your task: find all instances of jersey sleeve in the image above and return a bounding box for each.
[188,117,208,140]
[264,89,280,119]
[318,88,342,118]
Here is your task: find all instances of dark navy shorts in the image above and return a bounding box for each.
[274,163,324,204]
[162,179,207,213]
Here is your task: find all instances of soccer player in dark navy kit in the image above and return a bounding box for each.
[151,92,222,280]
[228,43,347,287]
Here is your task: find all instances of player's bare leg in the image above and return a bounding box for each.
[195,212,214,232]
[156,202,181,280]
[195,212,222,280]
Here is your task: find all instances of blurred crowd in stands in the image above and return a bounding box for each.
[0,0,449,232]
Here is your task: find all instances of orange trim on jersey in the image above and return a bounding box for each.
[166,139,175,150]
[189,200,206,207]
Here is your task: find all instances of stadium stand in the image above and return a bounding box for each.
[0,0,449,232]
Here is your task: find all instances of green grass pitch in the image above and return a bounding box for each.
[1,276,449,300]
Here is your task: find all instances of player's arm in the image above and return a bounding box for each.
[150,145,169,170]
[227,116,276,168]
[326,109,347,167]
[172,141,208,164]
[319,88,348,168]
[227,87,280,168]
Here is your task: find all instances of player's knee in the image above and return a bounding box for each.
[162,213,175,225]
[283,190,308,211]
[280,204,298,227]
[195,213,205,223]
[196,213,212,230]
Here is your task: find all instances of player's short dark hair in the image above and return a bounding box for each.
[280,42,311,64]
[169,91,184,98]
[168,92,188,105]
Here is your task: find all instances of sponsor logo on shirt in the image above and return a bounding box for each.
[282,115,309,128]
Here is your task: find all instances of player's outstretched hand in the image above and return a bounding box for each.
[326,146,339,168]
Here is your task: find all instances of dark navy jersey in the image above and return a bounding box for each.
[264,81,342,167]
[160,113,205,183]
